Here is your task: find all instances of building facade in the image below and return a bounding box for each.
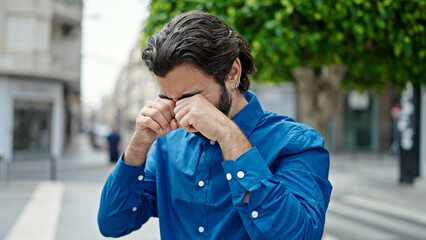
[99,37,159,148]
[0,0,82,161]
[329,88,399,153]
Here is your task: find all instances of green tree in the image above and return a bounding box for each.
[142,0,426,140]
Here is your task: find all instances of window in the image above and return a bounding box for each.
[5,16,49,52]
[13,101,52,155]
[36,19,49,52]
[5,16,36,52]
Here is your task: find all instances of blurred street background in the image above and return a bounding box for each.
[1,0,425,239]
[1,134,426,239]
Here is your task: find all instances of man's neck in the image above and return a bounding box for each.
[228,92,248,119]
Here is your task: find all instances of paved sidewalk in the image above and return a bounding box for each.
[1,134,425,239]
[329,152,426,211]
[324,152,426,239]
[0,133,160,240]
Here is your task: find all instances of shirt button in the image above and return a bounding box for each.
[198,226,205,233]
[226,173,232,180]
[251,211,258,218]
[210,140,216,145]
[237,171,245,179]
[132,207,137,212]
[138,175,144,181]
[198,180,205,187]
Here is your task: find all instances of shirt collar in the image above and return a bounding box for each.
[232,90,264,138]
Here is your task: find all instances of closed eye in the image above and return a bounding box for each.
[158,91,203,102]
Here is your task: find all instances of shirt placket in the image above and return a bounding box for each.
[192,139,218,238]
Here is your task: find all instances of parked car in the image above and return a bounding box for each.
[88,123,111,149]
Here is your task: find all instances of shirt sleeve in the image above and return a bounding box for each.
[221,129,332,240]
[97,143,159,237]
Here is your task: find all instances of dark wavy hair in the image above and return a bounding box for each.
[142,10,256,93]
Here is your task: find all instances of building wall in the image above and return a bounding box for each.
[330,88,397,152]
[0,77,64,160]
[0,0,81,81]
[251,82,297,120]
[0,78,10,159]
[114,42,159,147]
[96,37,160,148]
[0,0,82,161]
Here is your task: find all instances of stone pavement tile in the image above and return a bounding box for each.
[0,181,38,240]
[7,159,51,181]
[5,152,110,182]
[56,181,160,240]
[329,152,426,212]
[0,133,158,239]
[56,181,107,240]
[57,162,110,182]
[5,181,64,240]
[1,180,160,240]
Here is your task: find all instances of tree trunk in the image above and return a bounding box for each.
[292,65,346,145]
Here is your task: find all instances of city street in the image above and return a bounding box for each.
[1,134,426,239]
[0,134,160,240]
[324,153,426,240]
[1,1,425,240]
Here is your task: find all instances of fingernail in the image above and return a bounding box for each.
[159,128,165,134]
[166,127,171,132]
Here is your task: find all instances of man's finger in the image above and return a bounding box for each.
[174,96,194,115]
[136,115,163,134]
[174,104,191,124]
[141,108,170,131]
[177,111,198,133]
[170,119,179,130]
[146,99,175,122]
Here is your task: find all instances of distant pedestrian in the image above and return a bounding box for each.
[106,129,121,164]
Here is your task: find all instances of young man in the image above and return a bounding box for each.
[98,10,332,239]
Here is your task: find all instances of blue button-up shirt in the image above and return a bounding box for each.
[98,91,332,239]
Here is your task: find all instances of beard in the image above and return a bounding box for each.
[217,83,232,116]
[194,83,232,137]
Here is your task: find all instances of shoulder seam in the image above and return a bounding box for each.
[281,128,316,156]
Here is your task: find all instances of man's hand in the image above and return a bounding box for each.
[174,94,252,160]
[124,98,177,166]
[174,94,228,141]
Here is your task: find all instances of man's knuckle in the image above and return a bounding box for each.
[153,124,161,132]
[149,108,160,117]
[136,114,144,122]
[158,104,168,113]
[145,100,154,106]
[140,117,150,125]
[140,106,151,115]
[167,100,175,107]
[187,111,195,118]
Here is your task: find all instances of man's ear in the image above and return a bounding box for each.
[226,58,242,89]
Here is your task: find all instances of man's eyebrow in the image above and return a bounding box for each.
[178,91,202,100]
[158,91,203,101]
[158,94,172,100]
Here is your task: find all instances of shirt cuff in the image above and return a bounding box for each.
[222,147,273,192]
[111,153,146,194]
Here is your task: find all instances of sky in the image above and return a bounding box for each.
[81,0,150,109]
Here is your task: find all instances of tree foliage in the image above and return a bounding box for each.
[142,0,426,90]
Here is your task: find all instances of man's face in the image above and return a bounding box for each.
[156,63,232,116]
